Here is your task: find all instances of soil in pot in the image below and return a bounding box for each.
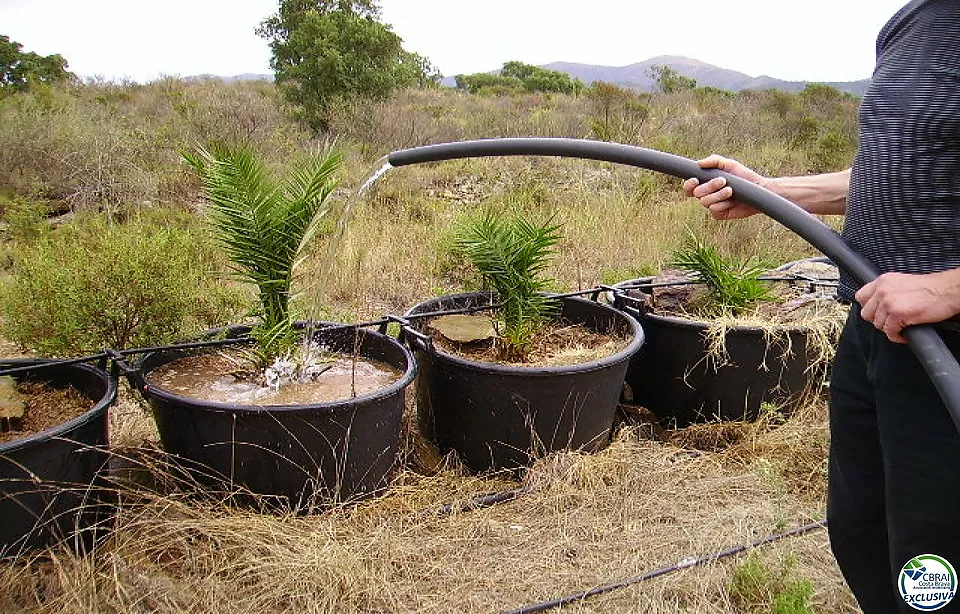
[430,318,631,367]
[0,361,115,557]
[0,381,90,445]
[148,349,402,406]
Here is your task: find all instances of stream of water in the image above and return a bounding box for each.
[300,157,395,353]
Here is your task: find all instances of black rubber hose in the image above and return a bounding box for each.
[388,138,960,431]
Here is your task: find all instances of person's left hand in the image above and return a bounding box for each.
[855,270,960,343]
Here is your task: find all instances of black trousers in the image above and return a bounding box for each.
[828,306,960,613]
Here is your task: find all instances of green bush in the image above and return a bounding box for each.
[0,213,246,355]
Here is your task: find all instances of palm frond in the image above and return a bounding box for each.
[671,232,774,316]
[454,212,562,359]
[183,143,342,365]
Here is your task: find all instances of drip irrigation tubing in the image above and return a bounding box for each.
[425,487,531,516]
[388,137,960,432]
[501,519,828,614]
[0,286,626,380]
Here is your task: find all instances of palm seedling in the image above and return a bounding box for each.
[670,232,774,317]
[454,212,563,360]
[182,143,342,369]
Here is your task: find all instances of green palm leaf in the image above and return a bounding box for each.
[671,231,773,317]
[454,212,562,359]
[183,143,342,365]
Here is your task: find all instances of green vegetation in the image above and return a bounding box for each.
[671,233,774,317]
[0,35,73,96]
[453,212,562,360]
[648,64,697,93]
[183,143,343,366]
[0,61,859,355]
[0,212,244,355]
[0,56,854,611]
[258,0,437,131]
[730,552,815,614]
[456,61,583,95]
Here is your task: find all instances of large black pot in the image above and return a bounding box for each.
[612,279,817,427]
[0,360,116,558]
[404,293,644,473]
[136,324,416,507]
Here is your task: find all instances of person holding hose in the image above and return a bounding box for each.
[683,1,960,612]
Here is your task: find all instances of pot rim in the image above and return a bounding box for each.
[404,291,645,376]
[0,359,116,453]
[138,324,417,414]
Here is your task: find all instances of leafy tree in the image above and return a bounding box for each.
[455,73,524,95]
[648,64,696,94]
[501,61,582,94]
[586,81,647,140]
[0,35,73,94]
[258,0,437,131]
[457,61,582,96]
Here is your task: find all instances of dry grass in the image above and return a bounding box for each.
[0,394,856,614]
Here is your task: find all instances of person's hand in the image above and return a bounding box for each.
[682,155,766,220]
[855,270,960,344]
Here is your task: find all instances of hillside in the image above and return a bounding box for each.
[443,55,871,95]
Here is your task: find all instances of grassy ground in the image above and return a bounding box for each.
[1,393,856,614]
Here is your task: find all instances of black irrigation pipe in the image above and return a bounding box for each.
[388,137,960,433]
[502,519,829,614]
[0,285,633,380]
[613,275,839,291]
[426,487,531,516]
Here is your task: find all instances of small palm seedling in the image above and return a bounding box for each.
[671,233,774,317]
[454,212,563,360]
[183,143,342,369]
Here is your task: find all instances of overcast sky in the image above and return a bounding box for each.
[0,0,909,84]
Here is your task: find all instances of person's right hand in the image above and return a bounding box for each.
[682,155,767,220]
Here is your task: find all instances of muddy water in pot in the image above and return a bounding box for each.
[148,350,401,405]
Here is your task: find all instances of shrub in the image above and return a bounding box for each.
[0,213,246,355]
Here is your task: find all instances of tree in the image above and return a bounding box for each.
[258,0,437,131]
[586,81,648,141]
[454,73,524,95]
[648,64,696,94]
[0,35,73,94]
[456,61,582,96]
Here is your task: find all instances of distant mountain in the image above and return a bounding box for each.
[442,55,871,96]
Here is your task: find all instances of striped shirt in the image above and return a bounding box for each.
[840,0,960,301]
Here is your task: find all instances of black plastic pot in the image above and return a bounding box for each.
[404,293,644,473]
[135,324,416,507]
[612,279,815,427]
[0,360,117,558]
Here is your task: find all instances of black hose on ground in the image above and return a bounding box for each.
[388,138,960,431]
[501,520,828,614]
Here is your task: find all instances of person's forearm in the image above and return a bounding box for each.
[762,169,850,215]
